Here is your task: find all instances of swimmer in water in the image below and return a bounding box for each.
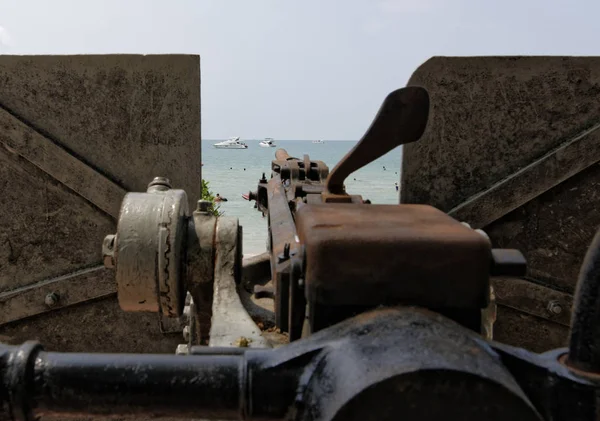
[214,193,228,202]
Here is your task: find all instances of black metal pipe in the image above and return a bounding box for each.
[568,228,600,373]
[2,343,246,420]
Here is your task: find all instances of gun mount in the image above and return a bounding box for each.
[2,82,600,421]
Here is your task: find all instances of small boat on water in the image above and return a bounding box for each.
[259,138,276,148]
[214,137,248,149]
[312,139,324,144]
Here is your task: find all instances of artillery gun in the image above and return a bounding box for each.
[1,55,600,420]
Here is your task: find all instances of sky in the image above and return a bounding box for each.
[0,0,599,140]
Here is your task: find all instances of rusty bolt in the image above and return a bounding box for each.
[196,200,211,213]
[102,234,116,269]
[547,301,563,315]
[147,176,172,192]
[45,292,59,307]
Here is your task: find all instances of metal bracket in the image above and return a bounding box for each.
[492,277,573,326]
[0,265,116,326]
[208,217,270,348]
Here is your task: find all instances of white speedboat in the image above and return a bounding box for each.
[312,139,324,144]
[259,138,276,148]
[214,137,248,149]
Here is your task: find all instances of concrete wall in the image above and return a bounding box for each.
[402,56,600,352]
[0,55,201,353]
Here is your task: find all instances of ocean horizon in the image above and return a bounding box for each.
[201,139,403,256]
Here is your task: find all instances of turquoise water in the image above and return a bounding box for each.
[202,139,403,255]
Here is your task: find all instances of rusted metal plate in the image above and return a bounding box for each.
[492,277,573,327]
[266,174,299,331]
[0,266,115,325]
[296,203,490,308]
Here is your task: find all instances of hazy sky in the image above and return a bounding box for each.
[0,0,598,139]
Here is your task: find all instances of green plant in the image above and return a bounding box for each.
[201,179,223,217]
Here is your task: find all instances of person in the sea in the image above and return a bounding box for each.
[214,193,228,202]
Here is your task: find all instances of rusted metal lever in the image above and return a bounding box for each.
[325,87,430,196]
[275,149,293,161]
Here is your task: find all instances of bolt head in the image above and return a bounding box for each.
[547,301,563,315]
[196,200,211,213]
[45,293,59,307]
[102,234,116,269]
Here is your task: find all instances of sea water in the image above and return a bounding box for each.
[201,139,403,256]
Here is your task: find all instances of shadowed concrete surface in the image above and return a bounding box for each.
[0,55,200,353]
[403,56,600,351]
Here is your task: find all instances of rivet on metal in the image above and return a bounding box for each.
[45,293,59,308]
[547,300,563,315]
[102,234,116,269]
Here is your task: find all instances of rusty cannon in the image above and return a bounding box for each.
[2,84,600,421]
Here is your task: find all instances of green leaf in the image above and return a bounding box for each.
[201,179,224,217]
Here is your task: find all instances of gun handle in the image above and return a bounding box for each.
[325,87,430,195]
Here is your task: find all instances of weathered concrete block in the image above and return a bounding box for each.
[0,55,200,353]
[402,56,600,351]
